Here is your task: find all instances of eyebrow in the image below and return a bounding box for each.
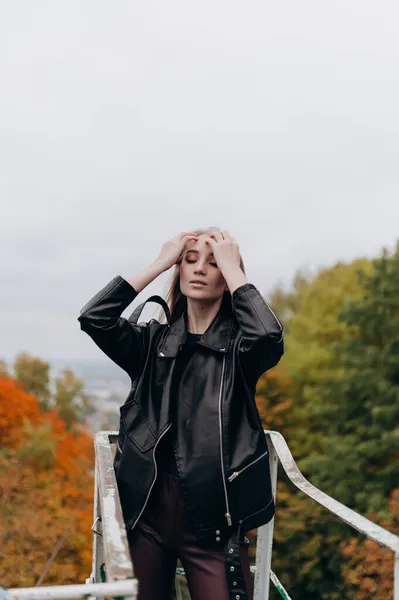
[185,249,215,258]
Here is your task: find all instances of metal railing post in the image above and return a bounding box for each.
[7,429,399,600]
[267,429,399,599]
[89,463,104,588]
[254,434,279,600]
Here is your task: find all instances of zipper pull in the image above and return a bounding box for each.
[228,472,238,482]
[225,512,232,526]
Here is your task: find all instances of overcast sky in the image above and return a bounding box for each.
[1,1,398,363]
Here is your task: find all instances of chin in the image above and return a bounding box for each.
[185,289,211,299]
[184,288,222,303]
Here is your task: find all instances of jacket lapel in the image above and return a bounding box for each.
[159,301,234,357]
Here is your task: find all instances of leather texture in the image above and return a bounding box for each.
[78,275,283,549]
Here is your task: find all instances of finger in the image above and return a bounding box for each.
[206,236,217,248]
[180,237,198,256]
[178,231,199,240]
[222,230,232,240]
[209,231,223,243]
[182,235,199,245]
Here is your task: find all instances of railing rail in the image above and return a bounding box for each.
[7,581,137,600]
[253,430,399,600]
[6,429,399,600]
[8,431,137,600]
[87,431,137,600]
[267,430,399,554]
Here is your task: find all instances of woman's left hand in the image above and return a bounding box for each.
[205,230,241,273]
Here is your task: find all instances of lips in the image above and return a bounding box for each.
[190,280,207,286]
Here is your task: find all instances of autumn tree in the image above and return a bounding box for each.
[340,488,399,599]
[53,368,90,431]
[6,353,91,431]
[264,246,399,599]
[307,244,399,515]
[0,377,94,587]
[254,364,347,599]
[262,258,373,599]
[13,352,51,410]
[0,359,10,378]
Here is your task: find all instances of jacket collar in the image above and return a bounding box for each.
[158,301,234,358]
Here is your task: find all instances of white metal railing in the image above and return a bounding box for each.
[6,429,399,600]
[172,430,399,600]
[253,430,399,600]
[5,582,137,600]
[7,430,137,600]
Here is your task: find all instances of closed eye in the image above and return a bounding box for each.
[185,258,218,267]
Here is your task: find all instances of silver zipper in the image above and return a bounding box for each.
[218,356,232,527]
[130,423,172,530]
[117,440,123,454]
[228,450,268,482]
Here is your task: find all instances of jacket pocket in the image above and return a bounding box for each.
[228,452,272,521]
[227,450,268,482]
[120,400,156,453]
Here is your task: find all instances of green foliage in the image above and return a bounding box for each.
[265,244,399,599]
[277,259,372,463]
[13,352,51,410]
[0,360,10,378]
[11,353,90,431]
[303,243,399,516]
[53,368,90,431]
[269,271,310,335]
[16,419,59,469]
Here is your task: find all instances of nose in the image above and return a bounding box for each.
[193,259,207,275]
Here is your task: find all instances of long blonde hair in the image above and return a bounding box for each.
[157,227,246,324]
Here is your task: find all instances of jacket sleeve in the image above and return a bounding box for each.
[231,282,284,380]
[77,275,147,379]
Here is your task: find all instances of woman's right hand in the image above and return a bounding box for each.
[156,232,199,271]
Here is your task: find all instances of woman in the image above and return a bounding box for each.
[78,228,283,600]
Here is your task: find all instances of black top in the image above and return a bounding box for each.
[156,331,202,477]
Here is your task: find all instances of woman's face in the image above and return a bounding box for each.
[179,234,227,301]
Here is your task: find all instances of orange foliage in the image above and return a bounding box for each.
[0,376,94,587]
[340,489,399,599]
[0,377,43,447]
[255,367,294,432]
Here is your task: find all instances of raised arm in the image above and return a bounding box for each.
[232,282,283,376]
[206,230,284,378]
[78,232,199,377]
[78,273,154,379]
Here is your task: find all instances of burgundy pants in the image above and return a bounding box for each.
[127,469,254,600]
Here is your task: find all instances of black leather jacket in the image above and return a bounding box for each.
[78,275,283,548]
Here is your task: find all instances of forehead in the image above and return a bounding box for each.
[185,235,214,255]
